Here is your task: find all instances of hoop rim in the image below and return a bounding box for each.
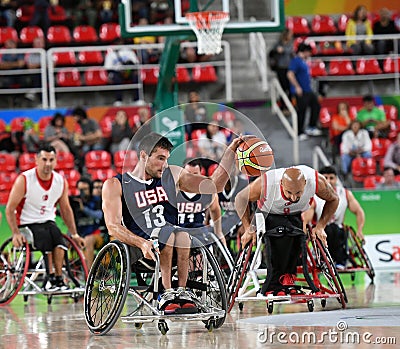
[185,11,230,21]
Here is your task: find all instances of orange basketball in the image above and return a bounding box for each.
[236,137,274,176]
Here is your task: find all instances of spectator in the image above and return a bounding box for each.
[330,102,352,154]
[74,0,97,28]
[383,132,400,175]
[373,7,399,55]
[98,0,113,26]
[133,17,160,63]
[44,112,74,154]
[345,5,374,55]
[271,28,294,111]
[0,39,25,90]
[179,44,212,64]
[104,38,140,105]
[30,0,51,35]
[110,110,134,154]
[0,0,17,27]
[356,95,390,138]
[198,121,227,163]
[376,167,400,189]
[22,119,41,153]
[184,90,208,138]
[287,43,322,141]
[340,120,372,177]
[71,106,104,156]
[25,36,46,103]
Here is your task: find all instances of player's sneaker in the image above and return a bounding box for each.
[157,289,181,314]
[55,276,69,291]
[45,274,59,291]
[279,273,296,286]
[176,287,197,310]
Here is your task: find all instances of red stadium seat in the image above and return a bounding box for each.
[319,107,332,128]
[141,67,159,84]
[388,120,400,141]
[19,26,44,44]
[371,138,392,160]
[337,14,349,33]
[73,25,98,43]
[212,110,236,125]
[383,57,400,73]
[381,105,398,121]
[309,60,327,77]
[0,27,18,45]
[176,66,191,83]
[47,25,72,45]
[0,191,10,205]
[351,157,376,182]
[85,150,112,170]
[0,153,17,172]
[113,150,138,173]
[285,16,310,35]
[356,58,382,75]
[84,68,109,86]
[191,129,206,140]
[19,153,36,172]
[318,41,345,56]
[292,37,318,55]
[48,5,67,23]
[192,65,218,82]
[10,117,28,132]
[77,51,104,65]
[99,116,113,139]
[87,168,117,181]
[15,5,34,24]
[55,151,75,170]
[0,118,6,133]
[57,169,81,189]
[99,23,121,42]
[363,175,383,189]
[207,163,218,176]
[329,59,355,76]
[311,15,337,35]
[56,68,81,87]
[52,51,77,66]
[38,115,53,137]
[0,172,18,191]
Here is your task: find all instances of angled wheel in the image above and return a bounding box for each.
[189,239,227,329]
[84,240,130,335]
[0,238,30,305]
[63,234,88,288]
[207,233,234,283]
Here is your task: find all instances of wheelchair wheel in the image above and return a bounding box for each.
[347,226,375,282]
[84,240,131,335]
[309,239,347,308]
[63,235,88,288]
[0,238,30,305]
[226,243,253,313]
[207,233,234,282]
[188,239,227,329]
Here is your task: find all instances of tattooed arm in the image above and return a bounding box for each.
[312,173,339,246]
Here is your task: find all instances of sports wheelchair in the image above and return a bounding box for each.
[84,237,227,336]
[226,213,348,314]
[0,227,88,305]
[337,225,375,283]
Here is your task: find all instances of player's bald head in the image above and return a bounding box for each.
[282,168,306,185]
[280,168,306,203]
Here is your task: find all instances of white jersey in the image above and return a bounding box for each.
[314,185,348,227]
[258,165,318,215]
[17,168,65,225]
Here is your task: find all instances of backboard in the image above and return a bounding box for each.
[119,0,285,38]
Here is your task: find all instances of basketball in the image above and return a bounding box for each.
[236,137,274,176]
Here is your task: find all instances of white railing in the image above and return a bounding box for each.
[270,77,299,164]
[249,31,268,92]
[312,145,343,186]
[0,48,48,108]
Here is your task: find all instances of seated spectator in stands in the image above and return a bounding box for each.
[72,106,104,157]
[184,90,208,138]
[131,0,149,23]
[0,39,25,89]
[104,38,140,105]
[98,0,113,25]
[0,0,17,27]
[180,44,212,64]
[198,120,227,163]
[44,112,74,154]
[330,102,352,153]
[23,119,41,153]
[74,0,97,28]
[376,167,400,189]
[70,178,104,269]
[373,7,399,55]
[340,120,372,177]
[345,5,374,55]
[110,110,134,154]
[383,132,400,175]
[25,36,46,103]
[356,95,390,138]
[133,17,160,63]
[30,0,51,34]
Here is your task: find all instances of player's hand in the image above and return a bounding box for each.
[12,232,26,248]
[228,135,256,152]
[356,230,365,244]
[72,234,86,249]
[311,225,327,247]
[241,228,256,247]
[141,239,156,261]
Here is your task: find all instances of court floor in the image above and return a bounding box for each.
[1,270,399,349]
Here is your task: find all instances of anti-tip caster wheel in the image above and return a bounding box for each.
[238,302,244,311]
[205,320,215,332]
[158,321,169,335]
[267,301,274,314]
[307,299,314,312]
[134,323,143,330]
[321,298,327,308]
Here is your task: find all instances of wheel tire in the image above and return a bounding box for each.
[307,299,314,312]
[267,301,273,314]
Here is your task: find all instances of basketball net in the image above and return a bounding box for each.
[185,11,230,55]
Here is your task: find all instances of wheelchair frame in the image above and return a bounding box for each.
[0,228,88,305]
[337,225,375,283]
[84,238,227,336]
[226,213,348,314]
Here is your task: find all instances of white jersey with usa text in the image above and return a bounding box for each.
[17,168,65,225]
[258,165,318,215]
[314,185,348,227]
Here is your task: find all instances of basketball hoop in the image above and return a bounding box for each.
[185,11,230,55]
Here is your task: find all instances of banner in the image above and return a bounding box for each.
[364,234,400,269]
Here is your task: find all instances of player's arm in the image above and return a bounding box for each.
[346,190,365,242]
[209,194,226,246]
[235,176,263,246]
[314,173,339,246]
[102,177,155,261]
[5,175,26,247]
[58,179,85,249]
[301,200,316,232]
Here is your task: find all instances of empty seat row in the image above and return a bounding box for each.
[141,65,218,84]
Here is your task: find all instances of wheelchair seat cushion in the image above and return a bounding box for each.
[265,214,305,237]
